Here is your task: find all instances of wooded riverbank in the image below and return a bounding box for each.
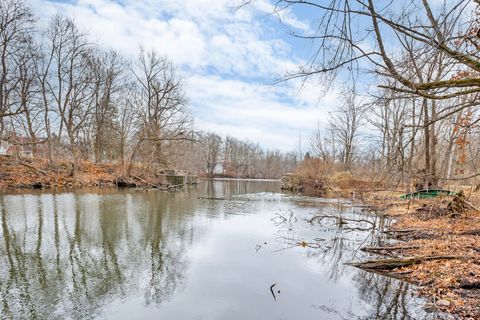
[311,189,480,319]
[0,155,193,190]
[284,161,479,318]
[360,194,480,319]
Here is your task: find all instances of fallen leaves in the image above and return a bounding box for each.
[381,197,480,319]
[0,155,166,189]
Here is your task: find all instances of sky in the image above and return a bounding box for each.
[29,0,341,152]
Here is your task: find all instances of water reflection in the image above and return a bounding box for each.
[0,181,447,319]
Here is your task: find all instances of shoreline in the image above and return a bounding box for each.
[2,157,477,318]
[201,177,281,182]
[0,155,183,191]
[350,192,480,319]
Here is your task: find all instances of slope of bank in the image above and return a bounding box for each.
[0,155,173,189]
[286,159,479,318]
[354,192,480,319]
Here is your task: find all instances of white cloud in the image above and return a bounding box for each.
[187,75,338,151]
[31,0,333,151]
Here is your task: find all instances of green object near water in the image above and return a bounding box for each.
[400,189,457,199]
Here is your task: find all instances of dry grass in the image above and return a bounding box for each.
[288,159,383,196]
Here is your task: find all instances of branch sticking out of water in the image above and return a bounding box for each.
[270,283,277,301]
[272,209,297,225]
[308,214,376,231]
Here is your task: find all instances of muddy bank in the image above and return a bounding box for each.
[0,155,180,190]
[352,192,480,319]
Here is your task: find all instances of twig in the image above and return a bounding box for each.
[464,200,480,212]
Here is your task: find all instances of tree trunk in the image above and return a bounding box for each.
[430,100,437,186]
[422,98,431,189]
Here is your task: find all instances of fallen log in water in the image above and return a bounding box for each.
[383,228,419,234]
[197,196,226,200]
[347,255,468,270]
[360,245,420,253]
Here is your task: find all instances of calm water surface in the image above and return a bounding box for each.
[0,180,446,319]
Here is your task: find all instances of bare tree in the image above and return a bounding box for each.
[275,0,480,100]
[127,48,192,174]
[44,16,95,173]
[328,89,364,167]
[0,0,34,133]
[90,49,125,162]
[115,86,136,169]
[201,132,222,177]
[10,33,44,153]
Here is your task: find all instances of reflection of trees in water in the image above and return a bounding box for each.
[0,191,196,319]
[354,270,446,320]
[354,271,411,320]
[274,204,432,320]
[275,206,369,281]
[201,179,280,198]
[143,193,191,305]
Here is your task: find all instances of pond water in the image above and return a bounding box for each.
[0,180,448,319]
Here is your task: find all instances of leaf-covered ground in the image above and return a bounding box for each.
[378,197,480,319]
[0,155,168,189]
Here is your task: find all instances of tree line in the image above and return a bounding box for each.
[1,0,195,175]
[275,0,480,189]
[179,132,299,179]
[0,0,298,179]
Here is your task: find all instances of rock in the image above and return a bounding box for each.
[436,299,451,307]
[424,302,436,312]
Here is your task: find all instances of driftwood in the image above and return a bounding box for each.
[18,160,47,176]
[360,245,420,253]
[197,197,226,200]
[131,175,148,184]
[384,229,419,233]
[347,255,468,270]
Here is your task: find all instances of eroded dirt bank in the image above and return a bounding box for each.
[0,155,176,189]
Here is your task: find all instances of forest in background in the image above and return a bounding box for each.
[272,0,480,193]
[0,0,297,180]
[3,0,480,186]
[1,1,480,317]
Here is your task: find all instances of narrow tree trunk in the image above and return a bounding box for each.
[94,132,102,163]
[430,100,437,186]
[407,103,416,192]
[422,98,431,189]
